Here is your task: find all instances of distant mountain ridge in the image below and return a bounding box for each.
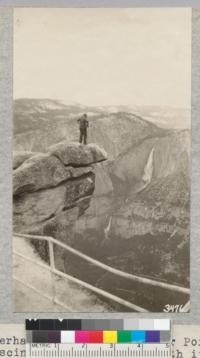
[14,98,165,156]
[14,99,190,136]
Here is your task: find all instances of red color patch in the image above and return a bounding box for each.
[89,331,103,343]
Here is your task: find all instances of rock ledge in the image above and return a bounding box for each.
[13,141,107,237]
[13,141,107,195]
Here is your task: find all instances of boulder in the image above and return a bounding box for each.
[49,141,107,166]
[13,142,107,195]
[13,153,71,195]
[13,141,107,246]
[13,151,38,169]
[13,153,94,195]
[13,173,95,233]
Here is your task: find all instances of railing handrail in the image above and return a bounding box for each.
[14,250,148,312]
[14,232,190,295]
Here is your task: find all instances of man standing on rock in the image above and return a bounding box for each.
[77,113,89,145]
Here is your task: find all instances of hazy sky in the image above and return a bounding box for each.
[14,8,191,108]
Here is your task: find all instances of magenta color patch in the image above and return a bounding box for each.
[75,331,90,343]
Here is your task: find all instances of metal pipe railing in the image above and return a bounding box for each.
[14,232,190,295]
[14,250,148,312]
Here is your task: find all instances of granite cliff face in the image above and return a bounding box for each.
[13,141,107,244]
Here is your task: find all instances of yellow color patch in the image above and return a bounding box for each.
[103,331,117,343]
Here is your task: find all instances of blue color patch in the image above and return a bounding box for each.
[131,330,145,343]
[145,330,160,343]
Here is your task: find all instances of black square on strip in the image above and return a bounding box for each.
[26,320,39,330]
[32,331,48,343]
[54,320,68,330]
[39,320,54,330]
[68,320,82,330]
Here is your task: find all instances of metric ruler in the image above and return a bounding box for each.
[26,343,172,357]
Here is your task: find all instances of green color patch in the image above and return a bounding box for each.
[117,331,132,343]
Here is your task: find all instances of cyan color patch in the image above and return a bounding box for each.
[131,330,145,343]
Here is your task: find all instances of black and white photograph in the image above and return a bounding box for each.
[13,8,191,312]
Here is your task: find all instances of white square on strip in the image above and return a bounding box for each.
[139,319,154,330]
[154,319,170,331]
[61,331,75,343]
[124,319,139,330]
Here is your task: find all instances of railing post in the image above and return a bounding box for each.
[48,241,56,306]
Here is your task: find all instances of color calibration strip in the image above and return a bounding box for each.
[26,319,170,344]
[26,329,170,344]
